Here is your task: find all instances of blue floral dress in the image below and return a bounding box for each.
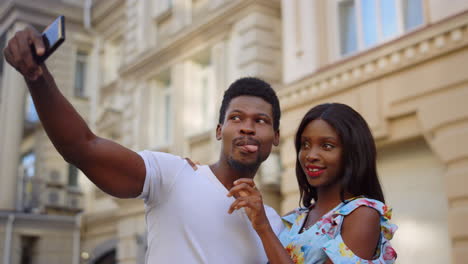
[278,197,397,264]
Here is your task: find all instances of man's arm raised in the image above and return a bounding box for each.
[4,26,145,198]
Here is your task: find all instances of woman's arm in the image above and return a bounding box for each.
[340,206,381,259]
[227,179,295,264]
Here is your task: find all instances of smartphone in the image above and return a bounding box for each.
[32,16,65,63]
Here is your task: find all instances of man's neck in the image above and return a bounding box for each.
[209,161,257,190]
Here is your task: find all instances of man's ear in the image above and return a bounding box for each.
[273,129,280,146]
[216,124,222,140]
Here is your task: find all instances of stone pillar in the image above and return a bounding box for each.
[281,0,322,84]
[418,88,468,263]
[172,0,192,34]
[88,37,102,132]
[171,62,189,156]
[113,199,145,264]
[229,6,282,86]
[209,40,228,163]
[0,23,27,210]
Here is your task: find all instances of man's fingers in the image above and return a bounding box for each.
[27,28,45,56]
[7,37,26,71]
[227,183,257,198]
[3,48,13,65]
[17,32,38,75]
[228,198,248,214]
[233,178,255,187]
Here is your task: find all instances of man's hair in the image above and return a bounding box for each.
[218,77,281,131]
[294,103,385,208]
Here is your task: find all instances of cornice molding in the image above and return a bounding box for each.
[278,11,468,112]
[119,0,280,79]
[0,0,83,30]
[83,208,117,226]
[92,0,125,25]
[93,1,125,40]
[96,108,122,134]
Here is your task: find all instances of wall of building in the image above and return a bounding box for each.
[279,2,468,262]
[2,0,467,263]
[0,1,88,264]
[378,139,450,263]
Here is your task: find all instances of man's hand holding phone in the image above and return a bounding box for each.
[3,26,46,81]
[3,16,65,81]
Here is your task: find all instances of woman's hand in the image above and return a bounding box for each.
[227,178,271,234]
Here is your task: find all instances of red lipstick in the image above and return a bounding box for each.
[304,165,325,178]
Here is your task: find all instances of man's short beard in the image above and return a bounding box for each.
[228,156,261,174]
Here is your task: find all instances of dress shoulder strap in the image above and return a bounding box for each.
[334,197,392,220]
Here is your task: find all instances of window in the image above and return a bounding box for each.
[21,152,36,179]
[0,32,6,76]
[149,75,172,147]
[101,40,122,85]
[20,152,38,212]
[186,51,215,135]
[153,0,173,18]
[403,0,423,30]
[24,95,39,123]
[20,236,38,264]
[338,0,423,56]
[68,164,79,187]
[260,152,281,187]
[74,51,88,97]
[162,79,172,143]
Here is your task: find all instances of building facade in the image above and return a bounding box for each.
[280,1,468,263]
[0,0,467,263]
[0,1,88,263]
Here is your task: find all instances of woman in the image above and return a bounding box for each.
[228,103,397,263]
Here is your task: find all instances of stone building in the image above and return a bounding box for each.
[280,1,468,263]
[0,0,467,263]
[0,1,88,263]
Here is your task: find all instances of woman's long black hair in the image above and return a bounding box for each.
[294,103,385,208]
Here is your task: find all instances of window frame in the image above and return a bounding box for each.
[74,50,89,98]
[335,0,424,57]
[0,32,6,77]
[148,76,173,148]
[186,57,215,136]
[68,164,79,188]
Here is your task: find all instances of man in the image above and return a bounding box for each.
[4,27,283,263]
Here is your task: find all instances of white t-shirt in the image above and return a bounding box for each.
[137,150,284,263]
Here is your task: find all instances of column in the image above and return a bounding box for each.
[209,40,227,163]
[229,7,282,86]
[171,62,189,156]
[0,23,28,210]
[113,198,145,264]
[418,88,468,263]
[281,0,321,84]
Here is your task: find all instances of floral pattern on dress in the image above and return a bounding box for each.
[279,197,398,264]
[285,243,305,264]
